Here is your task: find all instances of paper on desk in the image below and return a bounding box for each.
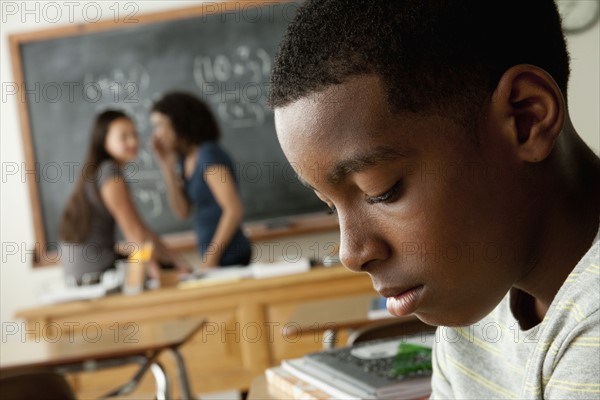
[178,258,311,288]
[178,266,253,289]
[250,258,311,279]
[39,285,106,304]
[39,269,122,304]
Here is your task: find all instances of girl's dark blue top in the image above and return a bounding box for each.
[182,141,251,266]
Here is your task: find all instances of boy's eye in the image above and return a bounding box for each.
[365,180,403,205]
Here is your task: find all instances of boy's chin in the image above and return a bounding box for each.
[414,310,489,328]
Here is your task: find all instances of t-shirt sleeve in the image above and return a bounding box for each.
[199,142,236,185]
[430,332,454,399]
[96,160,122,188]
[198,142,233,176]
[544,310,600,399]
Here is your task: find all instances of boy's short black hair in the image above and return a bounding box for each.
[269,0,570,124]
[152,91,220,147]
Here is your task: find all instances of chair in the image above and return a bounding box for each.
[0,371,76,400]
[346,317,436,346]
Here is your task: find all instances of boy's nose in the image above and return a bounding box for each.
[338,211,390,273]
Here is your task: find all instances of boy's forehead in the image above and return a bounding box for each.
[274,75,480,190]
[274,76,436,187]
[275,75,403,148]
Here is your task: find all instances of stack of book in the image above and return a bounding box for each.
[266,334,434,399]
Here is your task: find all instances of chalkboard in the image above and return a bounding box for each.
[14,2,327,254]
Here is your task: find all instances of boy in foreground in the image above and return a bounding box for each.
[269,0,599,398]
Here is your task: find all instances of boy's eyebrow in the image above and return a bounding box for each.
[295,146,411,190]
[327,146,410,185]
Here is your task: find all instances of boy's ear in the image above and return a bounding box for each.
[489,64,565,162]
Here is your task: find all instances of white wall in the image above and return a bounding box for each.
[567,20,600,151]
[1,2,598,327]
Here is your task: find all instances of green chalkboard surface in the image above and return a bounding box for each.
[16,2,326,252]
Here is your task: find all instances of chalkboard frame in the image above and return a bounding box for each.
[9,1,338,266]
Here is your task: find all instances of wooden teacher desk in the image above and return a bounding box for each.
[15,265,377,397]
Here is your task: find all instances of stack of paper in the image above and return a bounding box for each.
[265,366,339,400]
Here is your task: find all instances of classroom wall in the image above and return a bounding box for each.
[1,2,598,327]
[567,19,600,150]
[0,1,196,326]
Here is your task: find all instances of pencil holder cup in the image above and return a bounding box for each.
[122,242,153,295]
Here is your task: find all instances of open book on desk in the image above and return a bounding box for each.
[278,334,434,399]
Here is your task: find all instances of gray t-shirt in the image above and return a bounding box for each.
[431,225,600,399]
[61,160,121,284]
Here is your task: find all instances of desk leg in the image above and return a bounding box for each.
[170,348,194,400]
[150,361,170,400]
[97,355,158,398]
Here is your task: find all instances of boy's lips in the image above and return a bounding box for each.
[377,284,420,298]
[379,285,425,317]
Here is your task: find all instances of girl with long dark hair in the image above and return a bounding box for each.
[60,110,191,284]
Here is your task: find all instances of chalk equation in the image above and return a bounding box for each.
[193,46,272,129]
